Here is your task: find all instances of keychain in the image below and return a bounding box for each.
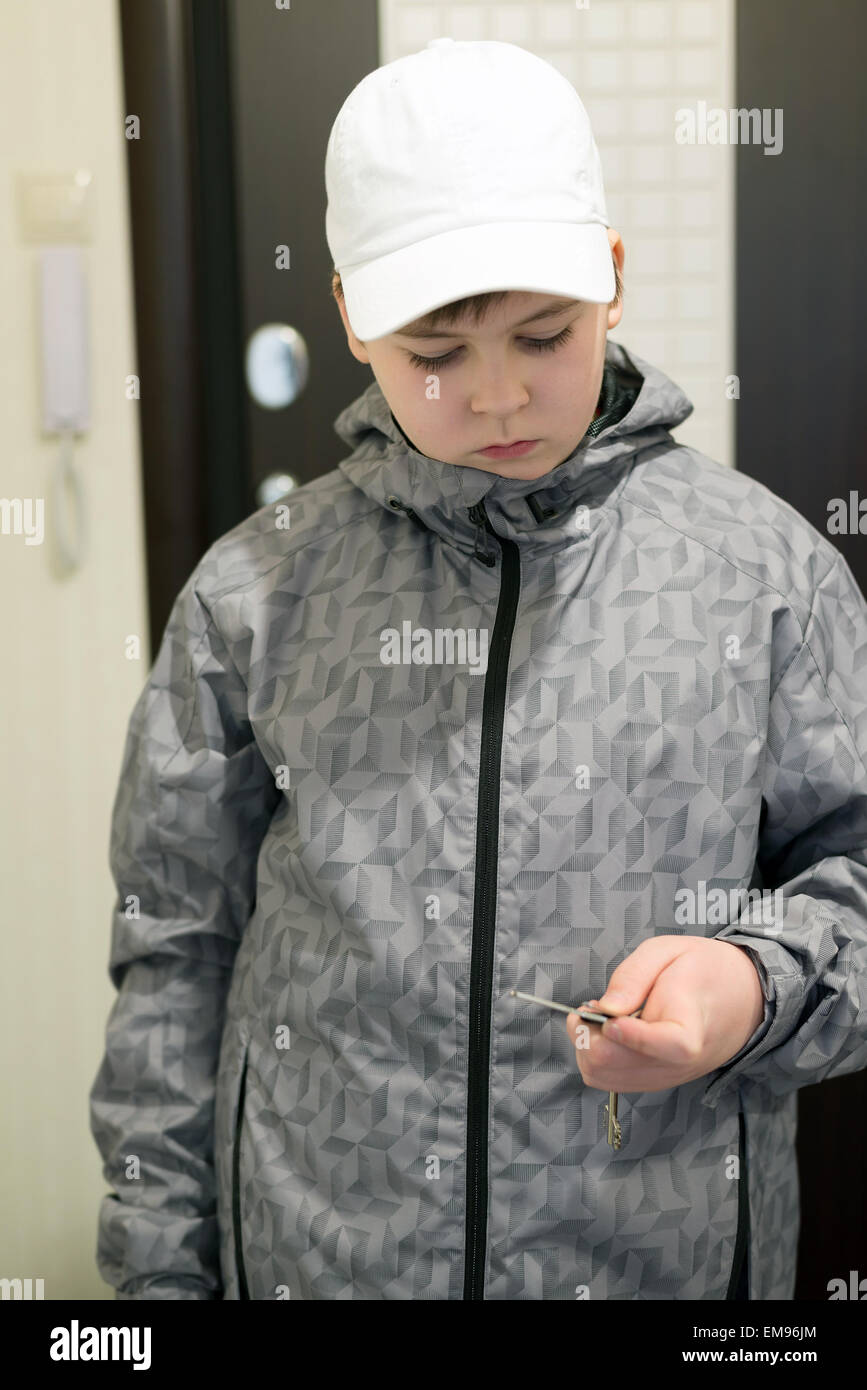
[508,988,645,1149]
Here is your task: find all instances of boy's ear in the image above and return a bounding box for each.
[606,227,625,331]
[336,295,372,364]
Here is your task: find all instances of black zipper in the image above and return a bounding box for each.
[726,1110,750,1299]
[232,1046,251,1300]
[402,506,431,535]
[385,497,433,537]
[463,499,521,1299]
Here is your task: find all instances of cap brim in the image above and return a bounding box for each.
[340,220,615,341]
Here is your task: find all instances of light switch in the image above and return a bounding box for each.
[16,170,94,243]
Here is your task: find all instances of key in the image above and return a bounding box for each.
[602,1007,645,1149]
[508,990,620,1025]
[604,1091,622,1149]
[507,989,645,1151]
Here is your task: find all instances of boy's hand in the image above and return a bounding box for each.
[566,936,766,1093]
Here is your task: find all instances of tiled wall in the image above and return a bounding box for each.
[379,0,735,469]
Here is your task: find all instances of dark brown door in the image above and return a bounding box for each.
[119,0,379,648]
[228,0,380,508]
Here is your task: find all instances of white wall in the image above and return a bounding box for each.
[379,0,736,467]
[0,0,147,1297]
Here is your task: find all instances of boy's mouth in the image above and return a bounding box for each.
[477,439,540,459]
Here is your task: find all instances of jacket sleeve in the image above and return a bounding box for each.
[702,548,867,1109]
[89,569,280,1298]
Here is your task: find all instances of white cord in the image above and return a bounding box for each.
[51,428,86,573]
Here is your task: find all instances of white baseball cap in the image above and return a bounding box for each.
[325,37,615,342]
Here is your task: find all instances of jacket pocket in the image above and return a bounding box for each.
[232,1039,251,1301]
[726,1110,750,1299]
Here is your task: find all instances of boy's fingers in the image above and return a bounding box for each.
[597,935,694,1014]
[600,1016,701,1065]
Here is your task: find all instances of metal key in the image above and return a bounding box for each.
[508,990,645,1150]
[604,1091,622,1149]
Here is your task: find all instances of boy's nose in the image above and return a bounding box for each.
[469,375,530,418]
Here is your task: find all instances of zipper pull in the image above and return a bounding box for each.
[386,495,432,535]
[468,501,496,566]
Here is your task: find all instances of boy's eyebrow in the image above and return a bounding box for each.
[394,298,582,339]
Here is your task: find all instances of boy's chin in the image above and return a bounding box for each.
[469,452,557,480]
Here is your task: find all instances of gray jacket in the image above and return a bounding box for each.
[90,339,867,1300]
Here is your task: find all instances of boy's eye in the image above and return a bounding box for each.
[406,322,575,371]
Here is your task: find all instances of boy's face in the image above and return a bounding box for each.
[336,229,624,481]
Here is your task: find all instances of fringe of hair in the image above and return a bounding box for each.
[330,257,624,332]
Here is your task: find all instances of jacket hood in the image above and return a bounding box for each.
[334,339,694,559]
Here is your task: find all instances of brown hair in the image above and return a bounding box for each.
[330,253,623,335]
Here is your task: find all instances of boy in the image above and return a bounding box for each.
[90,38,867,1300]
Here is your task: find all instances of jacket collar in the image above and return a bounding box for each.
[335,340,693,560]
